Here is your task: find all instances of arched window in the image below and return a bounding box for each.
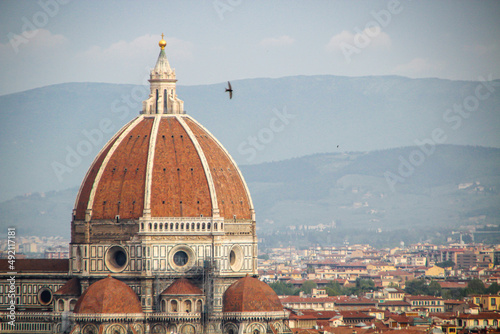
[214,223,217,230]
[474,320,479,326]
[181,223,184,230]
[197,300,202,312]
[155,89,159,113]
[164,89,167,112]
[176,223,179,230]
[197,223,200,230]
[159,223,163,230]
[58,299,64,311]
[141,223,144,230]
[148,223,152,230]
[202,223,205,230]
[483,320,488,326]
[154,223,157,230]
[171,300,178,312]
[170,223,174,230]
[69,299,76,311]
[186,223,189,230]
[192,223,195,230]
[162,299,167,312]
[185,300,192,313]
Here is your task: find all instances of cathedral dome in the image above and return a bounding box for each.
[72,35,254,230]
[73,276,142,314]
[74,114,253,220]
[223,276,283,313]
[73,114,253,222]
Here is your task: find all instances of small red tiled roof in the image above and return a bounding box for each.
[331,296,377,305]
[321,327,371,334]
[0,259,68,272]
[223,276,283,313]
[386,313,412,323]
[281,296,335,303]
[301,310,342,319]
[456,312,500,320]
[405,295,443,301]
[54,277,81,296]
[161,278,203,295]
[339,310,374,320]
[429,312,455,319]
[439,282,468,289]
[291,329,321,334]
[443,299,466,305]
[74,276,142,314]
[379,300,411,306]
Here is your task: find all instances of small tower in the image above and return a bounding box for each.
[142,34,184,114]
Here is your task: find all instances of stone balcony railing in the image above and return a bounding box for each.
[139,217,225,234]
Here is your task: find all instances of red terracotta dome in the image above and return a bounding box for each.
[73,115,253,221]
[161,278,203,295]
[73,276,142,314]
[223,276,283,313]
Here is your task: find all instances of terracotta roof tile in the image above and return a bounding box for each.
[91,118,154,219]
[161,278,203,295]
[185,117,252,220]
[0,259,68,272]
[73,114,254,223]
[74,276,142,314]
[223,276,283,312]
[54,277,81,296]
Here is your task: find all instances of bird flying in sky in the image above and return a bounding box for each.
[225,81,233,99]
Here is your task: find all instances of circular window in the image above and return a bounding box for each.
[173,251,189,266]
[229,245,243,272]
[105,245,128,272]
[230,250,236,266]
[169,245,195,272]
[38,287,53,305]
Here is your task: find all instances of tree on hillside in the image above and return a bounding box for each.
[300,280,318,295]
[325,281,343,296]
[486,282,500,295]
[405,279,428,295]
[428,280,442,296]
[258,254,269,260]
[442,288,466,300]
[466,279,486,295]
[269,281,299,296]
[436,260,455,268]
[356,278,375,292]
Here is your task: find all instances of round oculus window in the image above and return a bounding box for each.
[38,288,53,305]
[105,245,128,272]
[173,251,189,266]
[229,245,243,272]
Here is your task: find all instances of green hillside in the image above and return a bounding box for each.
[1,145,498,247]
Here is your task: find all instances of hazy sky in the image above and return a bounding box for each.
[0,0,499,96]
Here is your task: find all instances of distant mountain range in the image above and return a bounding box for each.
[1,145,499,247]
[0,76,499,246]
[1,76,499,202]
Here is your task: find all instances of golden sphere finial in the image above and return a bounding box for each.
[159,33,166,50]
